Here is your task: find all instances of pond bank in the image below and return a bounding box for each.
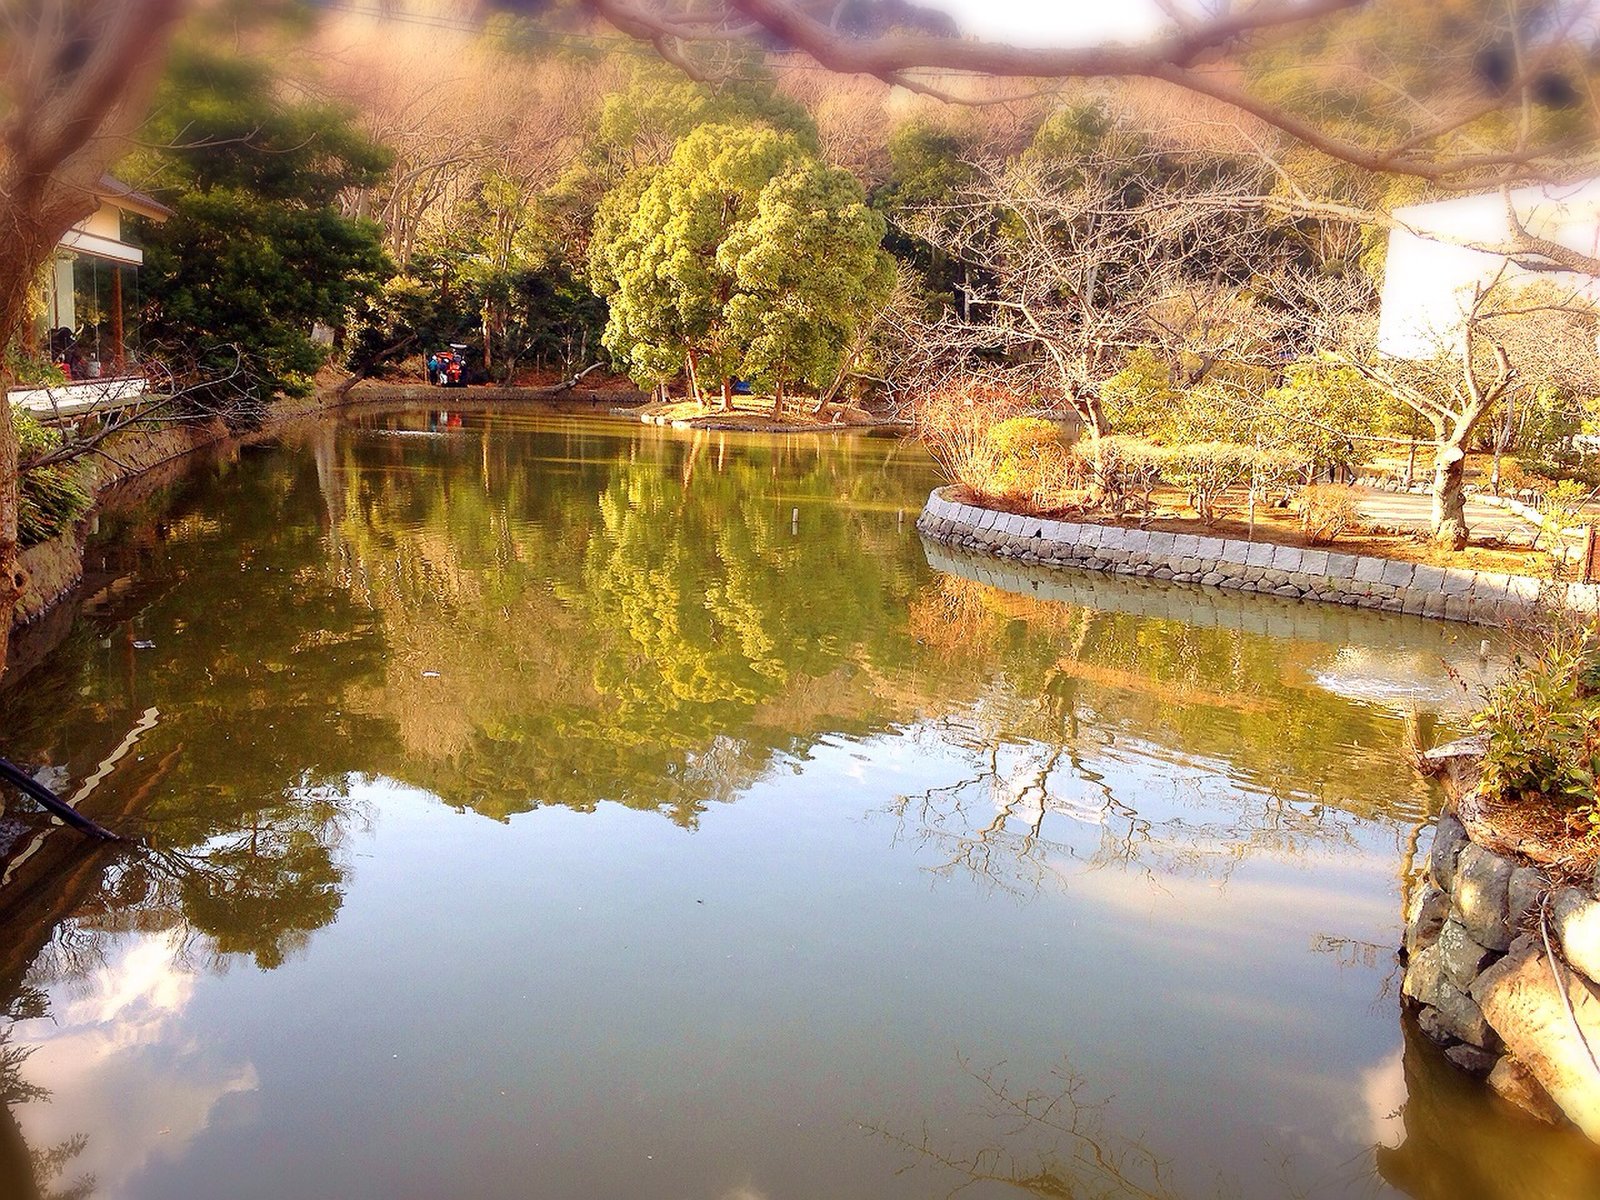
[341,380,645,409]
[622,396,906,433]
[10,382,664,637]
[917,487,1597,628]
[11,386,377,634]
[1404,770,1600,1138]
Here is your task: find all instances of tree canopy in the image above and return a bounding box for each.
[130,46,392,405]
[589,121,893,407]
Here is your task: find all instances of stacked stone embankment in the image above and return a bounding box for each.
[915,487,1600,627]
[1404,808,1600,1136]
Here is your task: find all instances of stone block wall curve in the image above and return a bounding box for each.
[915,487,1600,628]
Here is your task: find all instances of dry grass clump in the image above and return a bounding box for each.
[1297,483,1362,545]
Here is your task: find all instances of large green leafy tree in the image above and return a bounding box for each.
[723,160,895,411]
[130,47,392,413]
[590,122,893,410]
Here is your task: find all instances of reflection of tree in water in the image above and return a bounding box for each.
[908,574,1446,816]
[868,1056,1181,1200]
[318,419,936,825]
[0,992,93,1200]
[891,573,1443,895]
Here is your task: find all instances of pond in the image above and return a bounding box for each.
[0,409,1594,1200]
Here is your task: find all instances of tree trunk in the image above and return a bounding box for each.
[485,311,495,383]
[771,379,783,419]
[721,378,734,412]
[0,0,186,684]
[1431,442,1470,550]
[0,376,20,681]
[0,242,53,681]
[685,350,703,404]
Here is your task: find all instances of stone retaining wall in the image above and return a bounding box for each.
[916,487,1600,627]
[1404,808,1600,1136]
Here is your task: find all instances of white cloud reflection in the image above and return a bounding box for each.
[14,929,257,1200]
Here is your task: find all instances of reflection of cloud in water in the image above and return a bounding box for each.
[1359,1049,1407,1150]
[15,929,258,1200]
[1310,646,1498,711]
[1065,857,1396,949]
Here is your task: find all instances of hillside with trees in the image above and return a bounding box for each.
[5,0,1600,657]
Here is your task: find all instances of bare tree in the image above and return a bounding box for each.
[901,110,1282,454]
[577,0,1598,187]
[1,0,186,675]
[1301,271,1600,547]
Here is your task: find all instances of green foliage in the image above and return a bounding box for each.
[1079,436,1165,514]
[1109,349,1408,479]
[978,416,1074,507]
[1101,349,1182,436]
[590,123,891,393]
[1262,357,1408,475]
[1535,479,1593,548]
[721,159,895,391]
[4,345,66,389]
[129,45,391,410]
[1162,442,1257,525]
[14,412,90,548]
[870,118,981,306]
[882,120,978,210]
[593,61,818,174]
[1473,626,1600,813]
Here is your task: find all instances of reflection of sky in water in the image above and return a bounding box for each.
[8,756,1417,1200]
[0,414,1577,1200]
[14,931,258,1199]
[1310,646,1501,712]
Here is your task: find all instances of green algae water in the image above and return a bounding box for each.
[0,408,1594,1200]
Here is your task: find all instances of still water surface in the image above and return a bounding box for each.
[0,410,1595,1200]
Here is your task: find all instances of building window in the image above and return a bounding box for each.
[48,256,138,378]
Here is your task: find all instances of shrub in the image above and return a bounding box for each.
[1161,441,1255,525]
[1535,479,1592,549]
[980,416,1072,506]
[15,412,91,548]
[1297,483,1360,545]
[916,377,1028,493]
[1499,458,1532,495]
[1472,625,1600,814]
[1074,436,1164,515]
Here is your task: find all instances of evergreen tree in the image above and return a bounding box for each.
[129,47,392,412]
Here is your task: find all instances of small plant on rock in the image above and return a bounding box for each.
[1472,623,1600,825]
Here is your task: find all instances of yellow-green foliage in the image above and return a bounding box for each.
[976,416,1074,507]
[1077,435,1165,513]
[16,411,91,548]
[1162,442,1258,525]
[1102,349,1180,435]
